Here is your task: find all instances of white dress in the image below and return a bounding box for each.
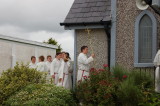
[29,62,37,69]
[153,50,160,93]
[58,60,71,89]
[77,53,94,82]
[36,62,48,72]
[50,58,62,85]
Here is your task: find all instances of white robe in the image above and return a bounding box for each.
[153,50,160,93]
[50,58,62,85]
[45,61,51,75]
[29,62,37,69]
[58,60,72,89]
[36,62,48,72]
[68,60,73,89]
[77,53,94,82]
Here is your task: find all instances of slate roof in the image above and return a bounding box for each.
[61,0,111,25]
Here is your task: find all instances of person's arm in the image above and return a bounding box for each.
[79,55,94,65]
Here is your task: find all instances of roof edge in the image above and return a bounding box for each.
[60,21,111,26]
[0,34,58,49]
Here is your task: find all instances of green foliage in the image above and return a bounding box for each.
[130,70,153,88]
[0,63,46,105]
[5,84,76,106]
[44,38,62,52]
[75,68,119,106]
[117,77,142,106]
[139,91,160,106]
[112,65,129,81]
[75,65,155,106]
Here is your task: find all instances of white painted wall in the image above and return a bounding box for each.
[0,38,57,75]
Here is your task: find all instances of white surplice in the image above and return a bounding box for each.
[58,60,72,89]
[153,50,160,93]
[45,61,51,74]
[50,58,62,85]
[77,53,94,82]
[29,62,37,69]
[36,62,48,72]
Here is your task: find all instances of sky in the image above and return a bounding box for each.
[0,0,75,59]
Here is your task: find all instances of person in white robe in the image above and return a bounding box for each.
[66,52,73,89]
[36,56,48,72]
[50,52,62,85]
[58,53,72,89]
[153,50,160,93]
[77,46,95,82]
[45,55,52,75]
[29,56,37,69]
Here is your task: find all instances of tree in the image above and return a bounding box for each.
[44,38,62,53]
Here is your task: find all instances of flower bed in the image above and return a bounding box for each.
[75,65,159,106]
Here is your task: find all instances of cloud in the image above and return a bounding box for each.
[0,0,75,59]
[0,0,74,32]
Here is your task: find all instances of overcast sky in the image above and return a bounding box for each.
[0,0,74,59]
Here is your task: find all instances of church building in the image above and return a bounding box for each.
[60,0,160,70]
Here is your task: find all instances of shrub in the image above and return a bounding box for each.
[0,63,46,104]
[130,70,153,88]
[112,65,129,81]
[75,65,155,106]
[116,77,143,106]
[75,67,119,106]
[4,84,76,106]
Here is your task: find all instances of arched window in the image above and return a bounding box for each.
[134,10,157,67]
[139,15,152,63]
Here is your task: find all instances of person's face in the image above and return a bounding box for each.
[47,57,52,62]
[39,58,41,62]
[32,58,36,63]
[57,54,62,59]
[64,54,67,59]
[83,48,88,54]
[62,53,65,58]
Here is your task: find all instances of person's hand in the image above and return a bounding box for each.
[59,78,62,82]
[52,75,55,78]
[91,54,95,58]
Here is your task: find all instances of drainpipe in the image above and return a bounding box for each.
[73,30,77,90]
[104,24,111,69]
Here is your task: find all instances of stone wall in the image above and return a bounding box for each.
[116,0,160,69]
[76,28,108,69]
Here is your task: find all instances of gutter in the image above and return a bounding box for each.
[60,21,111,26]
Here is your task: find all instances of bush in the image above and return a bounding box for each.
[112,65,129,81]
[75,67,120,106]
[4,84,76,106]
[0,63,46,104]
[116,77,143,106]
[75,65,155,106]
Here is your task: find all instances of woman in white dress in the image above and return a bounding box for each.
[58,53,72,90]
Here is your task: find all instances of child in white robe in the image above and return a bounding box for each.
[37,56,48,72]
[29,56,37,69]
[50,53,62,85]
[58,53,72,89]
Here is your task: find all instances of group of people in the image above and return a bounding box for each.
[29,52,73,90]
[28,45,95,89]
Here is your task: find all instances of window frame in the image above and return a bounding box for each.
[134,10,157,67]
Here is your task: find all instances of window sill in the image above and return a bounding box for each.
[134,63,154,67]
